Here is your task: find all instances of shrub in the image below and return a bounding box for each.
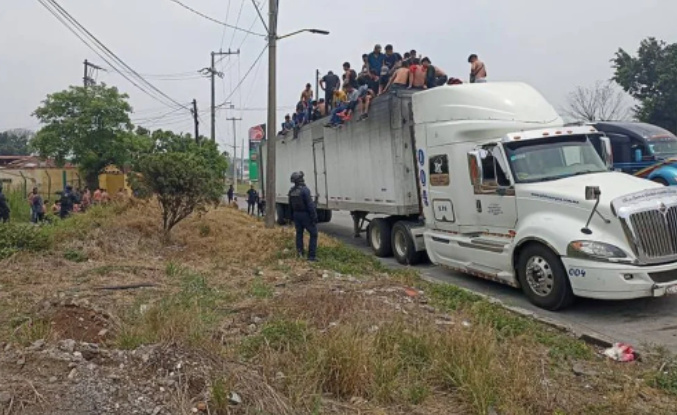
[0,223,50,259]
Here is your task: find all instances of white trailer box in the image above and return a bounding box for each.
[262,91,421,217]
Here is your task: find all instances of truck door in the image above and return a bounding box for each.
[470,145,517,231]
[312,140,328,207]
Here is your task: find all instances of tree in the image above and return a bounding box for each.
[30,84,146,189]
[0,129,32,156]
[612,37,677,133]
[562,81,631,123]
[131,132,228,234]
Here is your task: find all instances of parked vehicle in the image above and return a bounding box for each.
[588,122,677,185]
[262,83,677,310]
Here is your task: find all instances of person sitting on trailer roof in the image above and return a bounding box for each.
[281,114,293,136]
[422,57,448,88]
[409,58,427,89]
[383,60,410,93]
[316,99,327,118]
[326,82,354,127]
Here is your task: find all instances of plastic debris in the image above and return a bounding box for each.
[603,343,636,362]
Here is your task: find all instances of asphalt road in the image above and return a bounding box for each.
[236,201,677,351]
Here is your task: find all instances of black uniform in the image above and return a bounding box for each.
[0,187,10,223]
[288,181,318,260]
[246,188,258,215]
[59,189,79,219]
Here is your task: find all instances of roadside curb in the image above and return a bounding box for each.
[418,273,616,349]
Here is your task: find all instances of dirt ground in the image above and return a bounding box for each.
[1,203,676,415]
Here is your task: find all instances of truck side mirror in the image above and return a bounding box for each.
[467,151,484,186]
[585,186,601,201]
[599,136,613,169]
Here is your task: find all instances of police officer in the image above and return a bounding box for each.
[59,185,79,219]
[288,171,318,261]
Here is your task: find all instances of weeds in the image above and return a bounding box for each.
[12,317,52,346]
[249,277,273,299]
[116,264,228,349]
[314,243,386,275]
[64,248,88,263]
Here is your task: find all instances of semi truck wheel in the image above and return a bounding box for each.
[368,218,393,257]
[391,221,423,265]
[516,244,574,311]
[275,203,288,226]
[317,209,333,223]
[652,177,669,186]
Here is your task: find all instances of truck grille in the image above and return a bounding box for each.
[628,208,677,260]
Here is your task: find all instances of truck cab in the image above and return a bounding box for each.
[414,84,677,310]
[588,122,677,185]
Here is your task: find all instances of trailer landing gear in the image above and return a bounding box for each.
[350,211,369,238]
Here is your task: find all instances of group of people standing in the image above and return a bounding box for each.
[0,184,126,225]
[281,44,489,131]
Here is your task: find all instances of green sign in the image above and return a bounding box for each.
[248,124,265,182]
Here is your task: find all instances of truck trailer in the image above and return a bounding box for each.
[262,82,677,310]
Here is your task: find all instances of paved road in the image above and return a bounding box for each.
[236,201,677,351]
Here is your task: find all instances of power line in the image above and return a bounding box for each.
[167,0,266,37]
[217,45,268,107]
[40,0,189,112]
[219,0,233,49]
[37,0,181,110]
[227,0,247,51]
[237,0,268,50]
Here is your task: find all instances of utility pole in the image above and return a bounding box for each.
[315,69,320,102]
[226,117,242,187]
[210,49,240,142]
[241,138,245,183]
[192,99,200,143]
[264,0,278,228]
[83,59,103,88]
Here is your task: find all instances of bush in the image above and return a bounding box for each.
[131,137,228,234]
[0,222,50,259]
[6,189,31,223]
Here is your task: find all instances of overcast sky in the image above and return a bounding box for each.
[1,0,675,157]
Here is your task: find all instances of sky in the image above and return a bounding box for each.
[1,0,676,158]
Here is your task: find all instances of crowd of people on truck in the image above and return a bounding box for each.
[0,183,128,224]
[279,44,488,134]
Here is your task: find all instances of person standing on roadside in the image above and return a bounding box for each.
[227,184,234,204]
[320,70,341,113]
[246,185,258,216]
[468,54,487,83]
[288,171,318,262]
[59,185,78,219]
[0,184,10,223]
[29,187,44,223]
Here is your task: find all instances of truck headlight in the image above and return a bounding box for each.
[567,241,627,261]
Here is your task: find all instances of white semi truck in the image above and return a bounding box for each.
[261,82,677,310]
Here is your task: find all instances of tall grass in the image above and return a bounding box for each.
[5,188,31,223]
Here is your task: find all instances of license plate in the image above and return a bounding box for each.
[667,285,677,295]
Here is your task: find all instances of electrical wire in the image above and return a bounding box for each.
[227,0,247,51]
[167,0,265,37]
[219,0,233,50]
[237,0,268,50]
[40,0,189,112]
[37,0,175,110]
[217,45,267,107]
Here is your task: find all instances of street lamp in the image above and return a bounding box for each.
[253,0,329,228]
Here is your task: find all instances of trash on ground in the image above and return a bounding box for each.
[603,343,637,362]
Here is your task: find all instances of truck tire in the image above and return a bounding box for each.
[275,203,288,226]
[391,221,423,265]
[317,209,333,223]
[653,177,669,186]
[368,218,392,257]
[516,244,574,311]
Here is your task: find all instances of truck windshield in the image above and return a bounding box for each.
[649,137,677,157]
[504,135,608,183]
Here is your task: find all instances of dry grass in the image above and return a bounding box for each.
[2,203,677,415]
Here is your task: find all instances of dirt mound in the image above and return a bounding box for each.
[48,305,109,344]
